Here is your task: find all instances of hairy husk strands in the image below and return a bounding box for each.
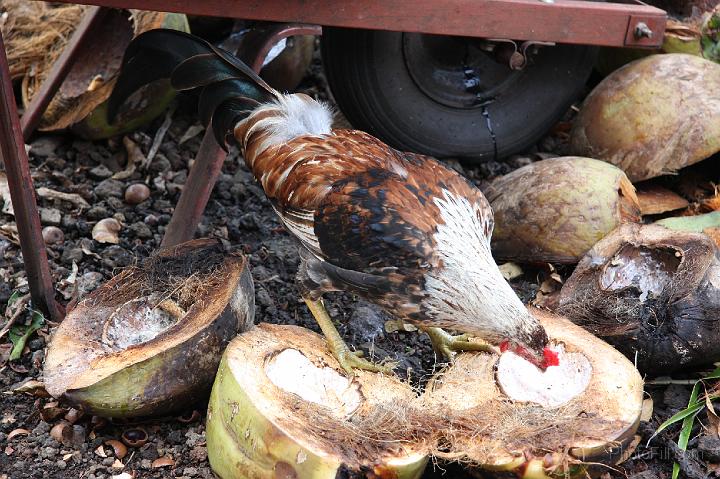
[570,54,720,182]
[486,157,641,264]
[559,223,720,376]
[43,239,255,418]
[0,1,188,138]
[206,309,643,479]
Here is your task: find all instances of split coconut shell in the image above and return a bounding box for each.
[3,3,189,139]
[558,223,720,375]
[206,323,429,479]
[570,54,720,182]
[206,308,643,479]
[44,238,254,417]
[486,157,641,264]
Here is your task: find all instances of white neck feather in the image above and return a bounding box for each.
[422,190,531,341]
[243,93,333,155]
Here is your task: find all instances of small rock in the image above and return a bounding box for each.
[144,214,159,226]
[189,446,207,463]
[627,471,659,479]
[128,222,153,239]
[183,467,199,477]
[698,435,720,462]
[28,337,44,351]
[87,206,111,221]
[56,460,67,470]
[348,302,386,343]
[663,384,691,411]
[30,137,63,157]
[61,247,83,265]
[40,208,62,226]
[167,430,184,445]
[94,179,124,199]
[89,165,113,180]
[40,446,59,459]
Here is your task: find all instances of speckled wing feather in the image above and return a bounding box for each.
[242,128,493,276]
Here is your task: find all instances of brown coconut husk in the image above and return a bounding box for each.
[0,1,177,130]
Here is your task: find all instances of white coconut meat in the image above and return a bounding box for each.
[496,344,593,408]
[265,348,363,417]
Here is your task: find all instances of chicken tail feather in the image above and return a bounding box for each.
[107,29,278,150]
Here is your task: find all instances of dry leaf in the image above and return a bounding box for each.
[92,218,122,244]
[36,187,90,208]
[95,444,108,458]
[12,379,47,396]
[112,137,144,180]
[7,428,29,440]
[384,320,417,333]
[179,124,204,144]
[0,172,12,215]
[151,456,175,468]
[499,262,523,281]
[636,184,689,215]
[707,393,720,438]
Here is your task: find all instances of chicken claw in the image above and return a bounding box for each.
[423,327,499,361]
[304,298,395,375]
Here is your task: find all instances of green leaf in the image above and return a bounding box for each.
[6,291,20,308]
[8,309,45,361]
[669,383,701,479]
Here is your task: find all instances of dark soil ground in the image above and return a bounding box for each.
[0,37,714,479]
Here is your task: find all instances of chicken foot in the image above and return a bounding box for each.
[304,298,395,375]
[422,327,498,361]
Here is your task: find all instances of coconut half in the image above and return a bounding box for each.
[207,309,642,478]
[44,238,254,418]
[423,308,643,477]
[559,223,720,375]
[206,323,428,479]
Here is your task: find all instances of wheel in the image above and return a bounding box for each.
[321,29,597,162]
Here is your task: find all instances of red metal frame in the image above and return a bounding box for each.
[0,34,63,321]
[5,0,667,318]
[43,0,667,48]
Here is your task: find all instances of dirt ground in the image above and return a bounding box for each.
[0,41,712,479]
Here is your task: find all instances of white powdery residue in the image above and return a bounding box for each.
[104,300,179,349]
[265,349,362,417]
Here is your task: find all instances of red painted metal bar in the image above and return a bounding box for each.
[37,0,667,48]
[0,33,63,321]
[161,132,225,248]
[161,23,322,247]
[20,6,108,141]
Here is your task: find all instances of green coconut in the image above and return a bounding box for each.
[206,323,428,479]
[570,54,720,182]
[485,157,641,263]
[27,10,189,139]
[43,238,254,418]
[206,309,643,479]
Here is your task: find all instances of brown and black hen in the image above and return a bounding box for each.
[108,30,557,374]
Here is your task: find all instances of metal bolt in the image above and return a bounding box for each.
[634,22,653,39]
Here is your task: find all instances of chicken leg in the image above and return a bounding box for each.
[304,298,394,375]
[423,327,498,361]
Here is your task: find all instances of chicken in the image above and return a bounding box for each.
[108,30,558,374]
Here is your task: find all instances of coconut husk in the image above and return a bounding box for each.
[558,223,720,375]
[0,1,185,132]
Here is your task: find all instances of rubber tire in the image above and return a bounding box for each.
[321,28,597,162]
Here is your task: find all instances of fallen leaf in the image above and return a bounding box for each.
[95,444,108,458]
[35,187,90,209]
[384,320,417,333]
[111,459,124,469]
[12,379,47,396]
[0,172,13,215]
[92,218,122,244]
[499,262,523,281]
[636,184,689,216]
[7,428,29,440]
[179,124,205,144]
[151,456,175,468]
[641,398,654,422]
[112,137,145,180]
[707,393,720,438]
